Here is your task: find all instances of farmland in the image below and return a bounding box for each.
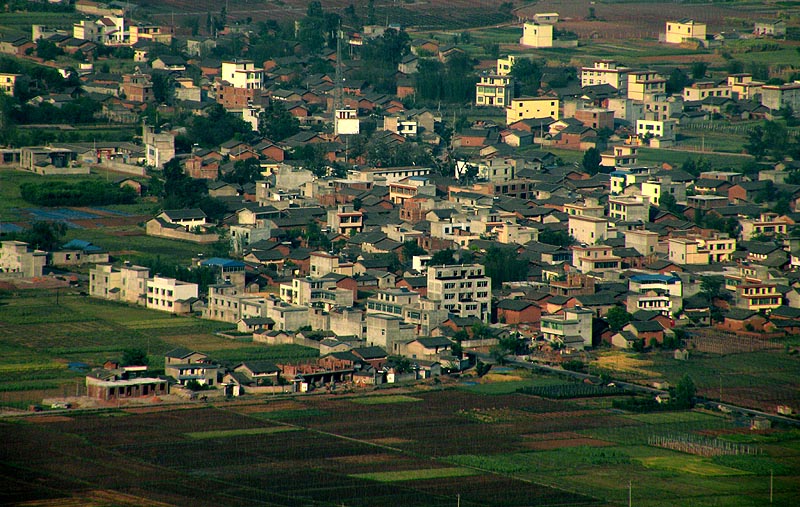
[0,290,316,409]
[2,386,800,506]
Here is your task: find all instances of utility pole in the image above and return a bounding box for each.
[628,480,632,507]
[770,469,773,504]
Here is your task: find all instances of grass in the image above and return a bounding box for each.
[350,395,422,405]
[351,467,480,482]
[637,456,751,476]
[250,408,328,420]
[184,426,298,439]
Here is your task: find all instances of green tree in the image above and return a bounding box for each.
[430,249,456,265]
[223,158,263,185]
[666,67,689,94]
[700,276,723,302]
[475,360,491,377]
[482,246,529,289]
[582,147,602,175]
[691,61,708,80]
[538,229,575,248]
[658,192,679,213]
[510,58,542,96]
[36,39,63,61]
[258,101,300,141]
[121,348,149,366]
[402,240,425,261]
[18,221,67,251]
[673,374,696,408]
[606,306,633,332]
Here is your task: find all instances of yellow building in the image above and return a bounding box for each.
[683,81,731,101]
[520,22,553,48]
[627,71,666,101]
[580,60,631,92]
[506,97,559,124]
[496,55,516,76]
[475,74,513,107]
[664,19,707,44]
[0,73,20,96]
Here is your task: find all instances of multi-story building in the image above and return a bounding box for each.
[574,108,614,131]
[735,283,782,311]
[146,276,198,313]
[89,262,150,304]
[640,176,685,207]
[388,176,435,205]
[496,55,516,76]
[540,307,594,349]
[740,212,792,240]
[571,245,621,274]
[610,167,653,194]
[727,74,763,100]
[696,234,736,263]
[143,123,174,169]
[683,81,731,102]
[569,215,610,245]
[520,21,553,48]
[327,204,364,234]
[0,73,20,96]
[629,273,682,297]
[279,277,353,311]
[427,264,491,322]
[667,238,709,265]
[664,19,707,44]
[624,230,659,257]
[635,119,676,143]
[627,71,666,101]
[475,73,513,108]
[366,288,421,317]
[506,96,559,123]
[0,240,46,278]
[564,199,606,218]
[204,283,267,323]
[121,73,153,103]
[643,94,682,121]
[580,59,631,92]
[220,60,264,90]
[608,195,649,223]
[760,82,800,115]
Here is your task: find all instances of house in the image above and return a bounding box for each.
[156,209,207,229]
[403,336,453,360]
[664,19,707,44]
[0,241,47,278]
[163,348,219,387]
[234,361,281,386]
[51,239,109,266]
[237,317,275,333]
[506,97,559,123]
[496,299,541,325]
[754,19,787,37]
[623,320,665,344]
[475,74,513,108]
[85,367,169,401]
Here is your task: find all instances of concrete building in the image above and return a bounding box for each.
[683,81,731,101]
[664,19,707,44]
[427,264,491,322]
[667,238,709,265]
[143,123,175,169]
[740,213,792,240]
[727,74,763,100]
[0,73,20,96]
[327,204,364,235]
[220,60,264,90]
[475,73,513,108]
[608,195,649,223]
[0,241,46,278]
[640,176,685,207]
[569,215,610,245]
[541,307,594,349]
[571,245,621,274]
[580,60,631,92]
[627,71,666,101]
[636,119,676,144]
[506,97,559,124]
[146,276,198,313]
[204,283,267,323]
[624,230,659,257]
[761,82,800,115]
[89,262,150,304]
[520,21,553,48]
[574,108,614,131]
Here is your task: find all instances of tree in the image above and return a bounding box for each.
[121,348,149,366]
[691,61,708,80]
[18,221,67,251]
[36,39,63,61]
[700,276,723,302]
[258,101,300,141]
[606,306,633,332]
[658,192,679,213]
[582,147,602,175]
[402,240,425,261]
[665,68,689,94]
[430,249,456,266]
[482,246,529,289]
[673,374,696,408]
[475,360,491,377]
[538,229,575,248]
[510,58,542,96]
[223,158,263,185]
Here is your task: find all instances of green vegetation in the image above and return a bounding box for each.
[351,467,479,482]
[185,427,298,439]
[20,180,137,207]
[250,408,328,420]
[350,395,422,405]
[517,383,626,399]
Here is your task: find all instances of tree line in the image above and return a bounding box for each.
[20,180,137,207]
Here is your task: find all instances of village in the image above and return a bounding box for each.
[3,0,800,505]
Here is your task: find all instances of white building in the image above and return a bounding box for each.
[520,22,553,48]
[220,60,264,90]
[427,264,491,322]
[580,60,631,93]
[664,19,707,44]
[506,97,559,124]
[146,276,198,313]
[0,241,46,278]
[541,307,594,349]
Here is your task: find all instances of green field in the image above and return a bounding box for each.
[185,426,298,439]
[351,467,480,482]
[350,394,423,404]
[0,291,316,407]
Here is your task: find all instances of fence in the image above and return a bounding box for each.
[648,433,760,457]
